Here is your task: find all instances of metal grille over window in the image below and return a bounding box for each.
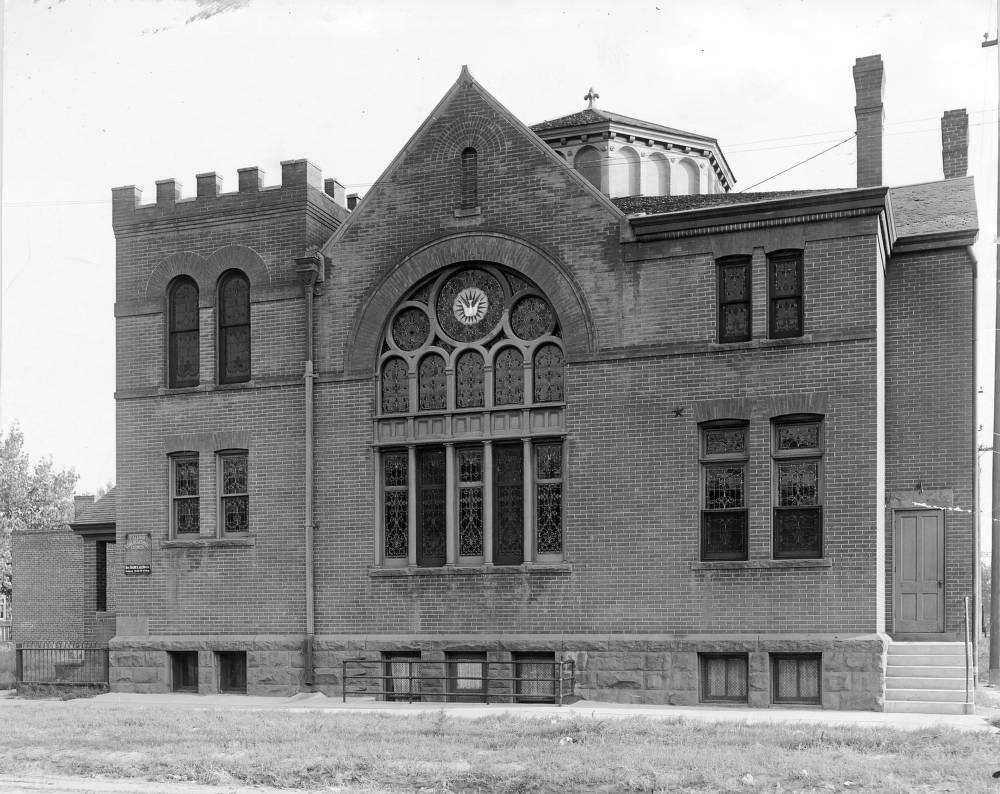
[383,452,409,559]
[458,448,484,556]
[392,307,430,351]
[773,416,823,559]
[455,350,485,408]
[772,654,821,704]
[768,251,803,338]
[515,653,556,703]
[700,655,748,702]
[221,453,249,534]
[173,456,200,534]
[535,442,563,554]
[533,344,564,402]
[511,296,555,340]
[494,348,524,406]
[700,423,748,561]
[417,447,446,566]
[418,354,447,411]
[381,358,409,414]
[717,257,751,343]
[219,271,251,383]
[168,278,199,388]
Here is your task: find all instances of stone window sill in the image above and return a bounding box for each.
[690,559,831,571]
[161,536,255,549]
[369,561,572,577]
[453,206,481,218]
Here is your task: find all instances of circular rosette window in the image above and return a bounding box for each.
[391,307,431,351]
[509,295,555,340]
[435,268,505,343]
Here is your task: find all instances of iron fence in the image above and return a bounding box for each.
[16,646,109,685]
[342,657,575,705]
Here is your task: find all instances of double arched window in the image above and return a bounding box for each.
[166,270,251,388]
[376,264,566,568]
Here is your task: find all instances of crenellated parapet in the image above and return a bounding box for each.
[111,158,349,233]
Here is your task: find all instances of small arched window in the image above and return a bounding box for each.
[574,146,601,190]
[218,270,251,384]
[461,147,478,209]
[168,276,200,388]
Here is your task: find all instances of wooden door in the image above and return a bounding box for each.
[895,511,944,633]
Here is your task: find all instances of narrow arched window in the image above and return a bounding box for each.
[168,277,199,388]
[218,270,251,384]
[461,147,478,208]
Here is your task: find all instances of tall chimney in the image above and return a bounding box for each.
[941,109,969,179]
[853,55,885,187]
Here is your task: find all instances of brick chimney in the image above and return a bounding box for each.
[853,55,885,187]
[941,109,968,179]
[347,193,361,211]
[74,495,95,519]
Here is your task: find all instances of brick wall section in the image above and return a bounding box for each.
[12,530,85,645]
[941,110,969,180]
[884,247,977,634]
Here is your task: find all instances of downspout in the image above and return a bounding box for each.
[296,252,323,689]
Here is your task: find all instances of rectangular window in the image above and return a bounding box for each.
[493,443,524,565]
[383,451,409,560]
[382,651,421,702]
[95,541,108,612]
[772,417,823,559]
[218,451,249,534]
[700,654,748,703]
[171,454,200,536]
[457,447,484,558]
[717,256,751,343]
[217,651,247,694]
[447,651,488,703]
[170,651,199,693]
[771,654,821,704]
[700,423,748,561]
[514,652,556,703]
[768,250,803,338]
[417,446,447,566]
[535,442,563,556]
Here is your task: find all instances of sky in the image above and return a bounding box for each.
[2,0,998,539]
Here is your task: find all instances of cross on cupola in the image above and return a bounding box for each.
[584,87,599,109]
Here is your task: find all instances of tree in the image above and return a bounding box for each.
[0,424,78,599]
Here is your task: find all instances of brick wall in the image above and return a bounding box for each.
[12,530,85,645]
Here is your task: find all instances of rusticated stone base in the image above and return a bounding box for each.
[109,633,887,710]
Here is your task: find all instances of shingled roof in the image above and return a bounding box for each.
[530,108,716,143]
[889,176,978,240]
[70,487,116,528]
[611,190,843,215]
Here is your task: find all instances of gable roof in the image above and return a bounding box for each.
[70,487,116,537]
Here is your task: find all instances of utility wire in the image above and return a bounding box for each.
[738,133,857,193]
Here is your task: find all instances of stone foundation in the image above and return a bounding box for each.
[110,633,886,710]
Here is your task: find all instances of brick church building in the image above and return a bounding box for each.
[19,55,979,711]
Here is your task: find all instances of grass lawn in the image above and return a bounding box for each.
[1,700,998,793]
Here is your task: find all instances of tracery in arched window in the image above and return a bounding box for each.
[418,354,447,411]
[533,344,564,402]
[218,270,251,383]
[381,358,409,413]
[494,348,524,406]
[455,350,485,408]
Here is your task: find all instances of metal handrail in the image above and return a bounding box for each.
[341,658,575,705]
[964,595,972,707]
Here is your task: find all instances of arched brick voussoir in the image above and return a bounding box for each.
[143,245,270,303]
[344,232,597,377]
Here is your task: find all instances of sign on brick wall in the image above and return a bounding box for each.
[124,533,151,575]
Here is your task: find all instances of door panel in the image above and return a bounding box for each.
[895,511,944,633]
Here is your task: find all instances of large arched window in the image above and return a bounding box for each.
[218,270,251,384]
[376,264,566,569]
[574,146,601,190]
[610,146,640,198]
[674,158,701,196]
[168,276,200,388]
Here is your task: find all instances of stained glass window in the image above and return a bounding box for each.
[458,448,483,557]
[381,358,410,414]
[717,257,751,343]
[700,422,748,561]
[494,348,524,406]
[169,277,199,388]
[773,417,823,558]
[418,354,447,411]
[220,452,249,534]
[493,444,523,564]
[383,452,408,559]
[533,344,564,403]
[455,350,485,409]
[417,447,446,566]
[219,270,251,383]
[511,296,555,340]
[392,308,430,351]
[172,455,200,535]
[768,251,803,338]
[535,442,562,555]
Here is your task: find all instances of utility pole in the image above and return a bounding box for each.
[983,14,999,683]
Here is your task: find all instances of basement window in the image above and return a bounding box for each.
[699,653,748,703]
[217,651,247,694]
[514,652,556,703]
[170,651,198,693]
[771,653,821,705]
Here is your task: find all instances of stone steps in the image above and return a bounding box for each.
[883,641,973,715]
